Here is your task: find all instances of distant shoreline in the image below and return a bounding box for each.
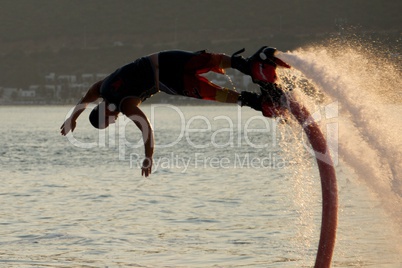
[0,98,236,107]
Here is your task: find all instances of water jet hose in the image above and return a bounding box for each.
[287,97,338,268]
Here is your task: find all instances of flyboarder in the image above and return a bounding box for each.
[60,47,291,177]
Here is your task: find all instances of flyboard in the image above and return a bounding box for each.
[261,86,338,267]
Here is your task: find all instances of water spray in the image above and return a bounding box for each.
[276,38,402,266]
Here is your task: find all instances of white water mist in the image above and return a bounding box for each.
[276,40,402,234]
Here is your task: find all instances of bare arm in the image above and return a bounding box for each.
[120,98,155,177]
[60,80,102,135]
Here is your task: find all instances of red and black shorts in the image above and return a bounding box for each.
[158,50,230,102]
[100,50,231,110]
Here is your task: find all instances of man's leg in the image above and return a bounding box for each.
[186,74,239,103]
[183,52,268,113]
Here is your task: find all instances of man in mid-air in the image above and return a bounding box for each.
[60,46,291,177]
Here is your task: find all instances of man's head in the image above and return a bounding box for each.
[89,101,119,129]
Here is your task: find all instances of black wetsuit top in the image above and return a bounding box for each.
[100,50,205,110]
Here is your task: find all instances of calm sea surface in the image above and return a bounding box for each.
[0,105,400,267]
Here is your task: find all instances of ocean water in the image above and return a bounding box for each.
[1,37,401,268]
[0,103,401,267]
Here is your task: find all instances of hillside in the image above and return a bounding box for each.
[0,0,400,93]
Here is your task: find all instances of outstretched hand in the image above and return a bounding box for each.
[60,118,76,136]
[141,157,153,177]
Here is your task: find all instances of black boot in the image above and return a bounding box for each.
[259,83,284,106]
[239,91,262,111]
[231,48,251,76]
